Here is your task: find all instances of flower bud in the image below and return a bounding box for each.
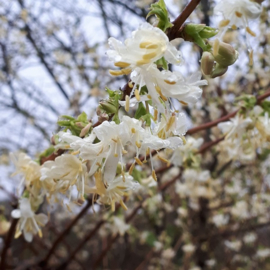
[201,52,215,76]
[212,39,238,67]
[210,64,228,78]
[99,100,118,114]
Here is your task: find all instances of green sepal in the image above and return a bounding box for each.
[261,100,270,115]
[57,112,90,136]
[156,57,168,70]
[39,146,55,160]
[236,95,257,113]
[184,23,218,51]
[135,102,147,119]
[147,0,173,32]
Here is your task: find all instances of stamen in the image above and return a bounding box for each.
[131,128,136,133]
[121,171,126,182]
[140,42,158,49]
[38,229,43,238]
[166,116,176,132]
[219,19,230,28]
[135,141,141,148]
[111,200,115,212]
[135,89,140,101]
[246,27,256,37]
[249,50,253,66]
[235,11,242,18]
[137,59,151,65]
[112,138,118,143]
[125,95,130,112]
[128,81,134,88]
[152,170,157,181]
[154,109,158,121]
[109,68,132,76]
[164,79,176,85]
[231,24,237,30]
[155,85,167,101]
[120,200,128,210]
[143,52,157,60]
[213,39,219,57]
[135,157,143,166]
[157,155,170,166]
[147,94,151,99]
[129,163,135,175]
[180,101,188,106]
[114,61,130,68]
[139,41,152,48]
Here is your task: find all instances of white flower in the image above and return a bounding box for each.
[182,244,196,253]
[224,240,242,251]
[256,248,270,258]
[151,68,207,105]
[243,233,257,244]
[41,155,87,201]
[214,0,262,36]
[10,153,41,189]
[155,111,187,139]
[111,217,130,236]
[171,136,204,166]
[161,248,175,260]
[218,115,253,141]
[107,23,183,112]
[93,173,140,211]
[11,198,48,242]
[212,214,229,227]
[107,22,182,71]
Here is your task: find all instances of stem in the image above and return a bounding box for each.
[167,0,201,41]
[38,199,93,267]
[0,218,18,269]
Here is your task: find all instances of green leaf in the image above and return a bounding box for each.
[147,0,173,32]
[146,232,157,247]
[135,102,147,119]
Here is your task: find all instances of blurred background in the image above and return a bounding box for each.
[1,0,270,269]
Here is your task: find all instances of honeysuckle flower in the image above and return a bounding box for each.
[111,217,130,236]
[97,173,140,211]
[107,22,182,73]
[10,153,41,190]
[40,155,87,201]
[107,23,183,112]
[150,68,207,106]
[170,136,204,167]
[218,114,253,141]
[11,198,48,242]
[214,0,262,37]
[155,111,187,139]
[224,240,242,252]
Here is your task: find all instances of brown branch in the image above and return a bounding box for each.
[167,0,201,41]
[92,172,182,268]
[187,89,270,136]
[38,199,93,267]
[0,217,18,269]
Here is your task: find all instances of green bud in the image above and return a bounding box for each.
[185,24,218,39]
[99,101,118,114]
[212,39,238,67]
[147,0,173,31]
[184,23,218,51]
[210,64,228,78]
[201,52,215,76]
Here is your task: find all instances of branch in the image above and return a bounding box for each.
[38,199,93,267]
[167,0,201,41]
[0,215,18,269]
[187,89,270,135]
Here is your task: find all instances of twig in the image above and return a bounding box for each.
[187,89,270,135]
[167,0,201,41]
[0,217,18,269]
[38,199,93,267]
